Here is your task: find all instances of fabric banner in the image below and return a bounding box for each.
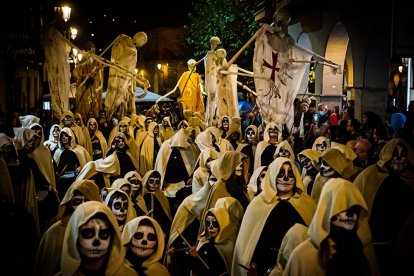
[44,27,70,120]
[253,24,312,129]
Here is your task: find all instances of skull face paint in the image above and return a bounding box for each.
[205,213,220,238]
[115,136,126,149]
[246,129,256,143]
[60,132,71,145]
[221,117,229,131]
[118,124,128,133]
[315,141,327,153]
[71,194,86,211]
[268,127,278,142]
[130,224,157,258]
[319,159,336,178]
[277,147,290,158]
[299,156,313,171]
[389,143,408,174]
[88,121,97,133]
[111,194,128,225]
[74,117,82,126]
[63,115,72,127]
[78,217,112,260]
[52,126,60,139]
[147,173,161,192]
[276,162,295,198]
[331,206,359,231]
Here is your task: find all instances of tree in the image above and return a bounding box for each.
[185,0,259,71]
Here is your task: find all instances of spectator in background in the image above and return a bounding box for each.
[353,138,373,169]
[346,118,362,141]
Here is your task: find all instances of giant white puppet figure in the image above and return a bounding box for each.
[253,9,313,129]
[105,32,150,118]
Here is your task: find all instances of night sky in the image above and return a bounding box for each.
[68,0,192,51]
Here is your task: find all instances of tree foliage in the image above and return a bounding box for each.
[185,0,259,70]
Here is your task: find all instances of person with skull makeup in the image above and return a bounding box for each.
[284,178,380,276]
[232,157,316,276]
[59,110,88,153]
[107,132,139,183]
[191,148,219,194]
[311,147,361,203]
[138,121,161,176]
[237,125,259,178]
[219,115,231,138]
[159,116,176,143]
[97,109,112,140]
[74,112,93,157]
[312,136,331,154]
[143,170,172,238]
[254,122,283,171]
[187,207,231,275]
[34,179,101,276]
[354,138,414,275]
[111,178,136,206]
[124,170,148,216]
[104,189,135,232]
[86,117,108,160]
[44,124,62,157]
[53,127,92,200]
[274,140,302,173]
[58,201,137,275]
[247,166,268,200]
[297,149,320,195]
[109,118,139,162]
[122,216,169,275]
[200,151,250,236]
[155,127,196,215]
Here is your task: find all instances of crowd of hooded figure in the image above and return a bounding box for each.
[0,100,413,276]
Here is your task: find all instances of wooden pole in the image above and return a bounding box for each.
[176,230,210,270]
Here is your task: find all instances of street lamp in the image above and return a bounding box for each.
[61,6,71,22]
[157,63,162,70]
[70,27,78,40]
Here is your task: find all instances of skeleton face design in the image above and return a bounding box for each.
[246,129,256,143]
[88,122,97,132]
[128,177,142,195]
[63,115,72,127]
[71,195,86,211]
[221,118,229,131]
[299,156,313,171]
[268,127,278,140]
[235,161,243,177]
[130,224,157,258]
[74,117,82,126]
[277,147,291,158]
[78,218,112,260]
[60,132,71,145]
[331,206,359,231]
[52,126,60,138]
[320,159,335,178]
[315,141,327,153]
[115,136,126,149]
[111,195,128,225]
[276,163,295,197]
[147,174,160,192]
[119,124,128,133]
[389,144,408,174]
[205,214,220,238]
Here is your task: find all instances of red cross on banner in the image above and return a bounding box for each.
[262,51,280,82]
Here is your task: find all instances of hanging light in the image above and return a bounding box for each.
[61,6,71,22]
[70,27,78,40]
[157,64,162,70]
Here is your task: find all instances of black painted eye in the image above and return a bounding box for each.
[80,228,95,239]
[133,232,144,240]
[98,229,111,240]
[277,169,286,178]
[147,233,157,241]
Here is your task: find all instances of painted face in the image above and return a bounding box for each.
[120,184,132,196]
[235,161,243,177]
[147,174,160,192]
[52,126,60,138]
[78,218,112,260]
[331,206,359,231]
[277,147,290,158]
[299,156,313,171]
[74,117,82,126]
[315,141,327,153]
[389,144,408,173]
[221,117,229,131]
[130,224,157,258]
[71,195,86,211]
[276,163,295,197]
[205,214,220,238]
[320,159,335,178]
[60,132,71,145]
[63,115,72,127]
[89,121,97,132]
[119,124,128,133]
[268,127,278,140]
[128,177,142,195]
[116,136,126,149]
[111,195,128,225]
[246,129,256,143]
